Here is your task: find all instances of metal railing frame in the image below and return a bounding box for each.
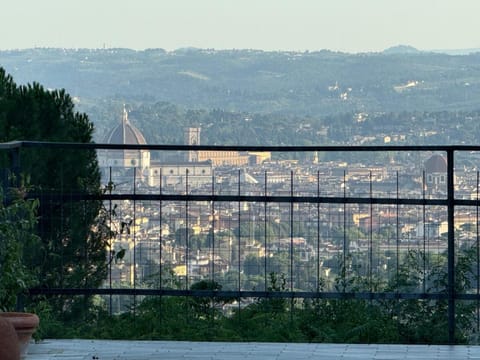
[3,141,480,344]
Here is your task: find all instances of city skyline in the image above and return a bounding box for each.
[1,0,479,53]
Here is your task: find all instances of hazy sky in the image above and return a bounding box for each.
[1,0,479,52]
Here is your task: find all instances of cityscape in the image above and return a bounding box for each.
[98,109,480,307]
[3,2,480,357]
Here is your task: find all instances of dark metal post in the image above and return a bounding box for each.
[237,170,241,293]
[211,170,215,281]
[185,168,189,289]
[316,171,320,292]
[396,171,400,290]
[264,171,268,292]
[11,137,25,311]
[159,169,163,290]
[447,149,455,344]
[158,168,163,324]
[477,171,480,334]
[133,168,137,316]
[475,171,480,333]
[422,170,427,293]
[290,170,294,291]
[108,167,113,315]
[369,171,373,290]
[343,171,347,272]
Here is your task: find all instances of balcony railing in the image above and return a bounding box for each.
[3,141,480,343]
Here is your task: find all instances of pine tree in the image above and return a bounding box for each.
[0,68,105,318]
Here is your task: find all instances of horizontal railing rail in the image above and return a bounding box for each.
[2,139,480,152]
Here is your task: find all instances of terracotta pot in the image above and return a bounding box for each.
[0,316,20,360]
[0,312,40,358]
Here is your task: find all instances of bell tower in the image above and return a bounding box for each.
[185,127,201,162]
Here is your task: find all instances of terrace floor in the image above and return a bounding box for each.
[27,340,480,360]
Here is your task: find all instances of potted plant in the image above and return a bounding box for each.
[0,185,41,358]
[0,312,39,358]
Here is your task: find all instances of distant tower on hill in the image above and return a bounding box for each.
[185,127,201,162]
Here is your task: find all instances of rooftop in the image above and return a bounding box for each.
[28,340,480,360]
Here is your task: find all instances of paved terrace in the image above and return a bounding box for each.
[27,340,480,360]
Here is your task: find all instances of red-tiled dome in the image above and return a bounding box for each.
[104,106,147,145]
[425,154,447,173]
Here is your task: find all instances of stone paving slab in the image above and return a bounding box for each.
[25,340,480,360]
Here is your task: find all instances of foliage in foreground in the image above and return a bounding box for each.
[0,186,40,311]
[33,295,473,344]
[33,249,480,345]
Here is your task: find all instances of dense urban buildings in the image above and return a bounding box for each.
[96,108,472,301]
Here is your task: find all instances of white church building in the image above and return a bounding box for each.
[98,106,212,190]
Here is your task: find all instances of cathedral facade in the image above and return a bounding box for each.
[99,112,270,190]
[98,109,212,190]
[98,106,150,184]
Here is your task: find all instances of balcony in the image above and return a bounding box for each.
[3,141,480,347]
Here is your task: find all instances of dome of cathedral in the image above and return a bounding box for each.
[425,154,447,173]
[104,106,147,145]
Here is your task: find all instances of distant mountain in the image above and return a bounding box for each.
[3,47,480,147]
[384,45,480,56]
[2,47,480,118]
[382,45,421,54]
[430,48,480,55]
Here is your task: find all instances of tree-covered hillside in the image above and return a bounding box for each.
[3,48,480,147]
[2,48,480,117]
[87,99,480,147]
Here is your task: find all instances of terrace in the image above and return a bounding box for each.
[26,340,480,359]
[3,141,480,357]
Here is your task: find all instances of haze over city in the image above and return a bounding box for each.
[2,0,480,53]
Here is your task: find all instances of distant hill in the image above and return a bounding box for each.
[1,47,480,118]
[3,47,480,147]
[430,48,480,55]
[382,45,421,54]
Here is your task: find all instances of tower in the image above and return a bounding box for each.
[185,127,201,162]
[312,151,319,164]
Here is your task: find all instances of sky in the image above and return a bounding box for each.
[1,0,480,53]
